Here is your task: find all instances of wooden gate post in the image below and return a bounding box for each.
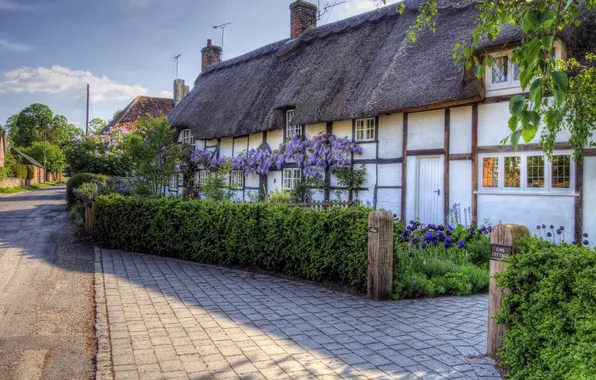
[488,224,529,359]
[367,210,394,301]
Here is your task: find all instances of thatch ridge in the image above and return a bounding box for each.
[169,0,593,140]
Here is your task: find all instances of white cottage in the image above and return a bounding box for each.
[168,0,596,244]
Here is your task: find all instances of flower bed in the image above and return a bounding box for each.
[392,221,491,299]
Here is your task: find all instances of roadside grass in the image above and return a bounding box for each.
[0,181,64,194]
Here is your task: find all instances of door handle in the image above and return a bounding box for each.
[434,189,441,196]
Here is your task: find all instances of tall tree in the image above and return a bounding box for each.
[89,118,107,135]
[399,0,596,161]
[5,104,83,148]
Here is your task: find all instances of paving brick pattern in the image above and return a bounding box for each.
[98,249,501,380]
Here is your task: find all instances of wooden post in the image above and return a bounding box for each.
[367,210,394,301]
[488,224,530,359]
[85,202,96,234]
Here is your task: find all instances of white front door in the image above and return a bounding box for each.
[417,156,444,225]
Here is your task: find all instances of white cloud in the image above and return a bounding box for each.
[159,90,173,98]
[0,66,148,102]
[0,0,35,11]
[0,38,32,52]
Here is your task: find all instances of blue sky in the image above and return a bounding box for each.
[0,0,395,132]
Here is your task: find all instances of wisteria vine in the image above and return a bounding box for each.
[186,133,362,178]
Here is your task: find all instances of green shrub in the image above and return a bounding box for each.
[393,245,489,299]
[495,237,596,379]
[13,164,27,179]
[66,173,107,208]
[0,167,7,182]
[26,165,35,180]
[93,195,371,290]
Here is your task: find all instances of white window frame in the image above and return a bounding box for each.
[486,51,521,91]
[355,118,376,142]
[285,110,303,140]
[478,152,575,194]
[229,170,244,189]
[180,129,194,145]
[169,174,179,191]
[282,168,301,190]
[197,170,209,185]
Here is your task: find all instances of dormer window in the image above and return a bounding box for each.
[486,51,520,92]
[180,129,194,145]
[285,110,303,139]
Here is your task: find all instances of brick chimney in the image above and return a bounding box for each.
[290,0,317,39]
[201,39,222,71]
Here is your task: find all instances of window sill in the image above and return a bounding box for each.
[475,191,578,197]
[355,139,377,144]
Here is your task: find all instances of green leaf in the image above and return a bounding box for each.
[537,10,556,28]
[486,55,494,66]
[463,46,473,59]
[453,43,461,51]
[551,71,568,91]
[473,65,485,78]
[509,95,526,118]
[553,89,566,106]
[521,110,540,127]
[521,123,539,143]
[529,79,545,108]
[508,116,519,133]
[510,130,522,150]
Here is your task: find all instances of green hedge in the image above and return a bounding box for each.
[13,164,27,179]
[0,167,7,182]
[496,237,596,379]
[66,173,107,208]
[94,194,370,290]
[26,165,35,180]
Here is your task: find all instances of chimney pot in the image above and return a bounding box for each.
[290,0,317,39]
[201,40,222,72]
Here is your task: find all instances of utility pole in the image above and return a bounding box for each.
[85,84,90,136]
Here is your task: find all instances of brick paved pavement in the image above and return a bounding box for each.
[97,248,501,380]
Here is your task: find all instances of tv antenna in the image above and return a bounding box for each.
[317,0,347,22]
[213,22,231,57]
[174,54,181,78]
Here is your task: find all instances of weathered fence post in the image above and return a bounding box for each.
[367,210,394,301]
[85,202,96,234]
[488,224,530,359]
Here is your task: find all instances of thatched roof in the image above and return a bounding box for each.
[103,96,174,134]
[168,0,592,140]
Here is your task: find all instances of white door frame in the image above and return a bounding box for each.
[415,155,445,225]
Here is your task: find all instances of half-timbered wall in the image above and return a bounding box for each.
[175,97,588,245]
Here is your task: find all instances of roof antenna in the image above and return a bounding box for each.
[213,22,231,59]
[174,54,181,79]
[317,0,346,22]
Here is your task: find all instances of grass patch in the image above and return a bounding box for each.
[0,181,63,194]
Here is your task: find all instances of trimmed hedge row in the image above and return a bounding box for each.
[66,173,107,208]
[496,237,596,379]
[94,194,370,290]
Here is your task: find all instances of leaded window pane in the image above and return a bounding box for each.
[482,157,499,188]
[504,157,521,188]
[552,155,571,189]
[527,156,545,188]
[492,56,509,84]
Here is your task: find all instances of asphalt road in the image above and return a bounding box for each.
[0,185,95,380]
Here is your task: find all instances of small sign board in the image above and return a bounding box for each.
[368,227,378,233]
[491,244,512,261]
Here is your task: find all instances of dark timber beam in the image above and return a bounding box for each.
[401,113,408,222]
[444,108,450,225]
[471,104,478,225]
